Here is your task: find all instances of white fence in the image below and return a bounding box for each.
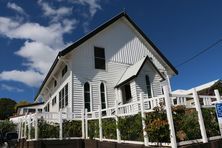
[15,86,222,148]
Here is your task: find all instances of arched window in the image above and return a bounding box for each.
[100,83,106,109]
[145,75,152,98]
[84,82,91,112]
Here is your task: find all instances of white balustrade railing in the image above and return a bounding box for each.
[13,87,222,148]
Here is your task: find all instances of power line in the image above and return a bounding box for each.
[176,39,222,68]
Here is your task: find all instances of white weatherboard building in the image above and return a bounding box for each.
[14,12,178,117]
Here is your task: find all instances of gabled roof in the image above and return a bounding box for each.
[172,79,220,95]
[34,11,178,101]
[115,56,165,88]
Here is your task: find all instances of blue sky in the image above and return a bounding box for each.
[0,0,222,103]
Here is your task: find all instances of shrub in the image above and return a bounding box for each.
[202,108,220,137]
[63,120,82,137]
[0,120,16,136]
[145,106,170,142]
[118,114,143,141]
[88,120,99,139]
[38,119,59,138]
[173,107,201,141]
[102,118,116,139]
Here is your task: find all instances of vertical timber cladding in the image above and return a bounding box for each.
[71,19,167,114]
[135,61,163,99]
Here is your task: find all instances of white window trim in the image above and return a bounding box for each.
[145,74,154,98]
[99,81,108,109]
[83,81,93,112]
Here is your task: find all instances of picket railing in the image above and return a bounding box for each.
[15,86,222,148]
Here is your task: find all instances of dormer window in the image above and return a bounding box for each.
[62,65,68,77]
[94,47,105,70]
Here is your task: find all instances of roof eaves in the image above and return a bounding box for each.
[34,53,60,101]
[115,56,165,88]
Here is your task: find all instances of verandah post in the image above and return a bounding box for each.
[214,89,222,137]
[163,85,177,148]
[24,113,27,139]
[140,92,149,146]
[192,88,208,143]
[81,109,85,139]
[59,109,63,140]
[85,109,88,139]
[115,100,121,143]
[98,105,103,141]
[34,113,38,140]
[18,119,21,139]
[28,114,31,140]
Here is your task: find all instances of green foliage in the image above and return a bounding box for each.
[0,120,16,135]
[15,100,29,110]
[38,119,59,138]
[202,108,220,137]
[173,106,201,141]
[0,98,16,120]
[118,114,143,141]
[145,106,170,142]
[102,118,116,139]
[145,105,202,142]
[63,120,82,137]
[88,120,99,139]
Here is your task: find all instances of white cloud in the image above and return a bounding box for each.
[69,0,101,17]
[0,17,77,48]
[0,70,44,87]
[7,2,27,16]
[38,1,73,22]
[15,41,58,74]
[0,0,102,87]
[80,0,101,17]
[0,16,77,86]
[1,84,24,92]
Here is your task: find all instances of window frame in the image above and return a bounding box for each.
[84,82,92,112]
[62,65,68,77]
[52,96,57,106]
[94,46,106,70]
[100,82,107,109]
[145,75,153,98]
[59,83,69,110]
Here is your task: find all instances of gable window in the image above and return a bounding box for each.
[84,82,91,112]
[62,65,68,77]
[100,83,106,109]
[52,96,57,106]
[59,83,69,109]
[145,75,152,98]
[94,47,105,70]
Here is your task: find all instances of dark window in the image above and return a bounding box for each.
[59,91,62,109]
[52,96,57,106]
[124,84,132,102]
[62,65,68,77]
[54,80,57,87]
[44,103,50,112]
[94,47,105,70]
[65,84,68,106]
[59,83,69,109]
[84,82,91,112]
[100,83,106,109]
[145,75,152,98]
